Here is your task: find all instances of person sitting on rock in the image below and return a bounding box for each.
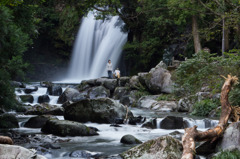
[114,68,120,79]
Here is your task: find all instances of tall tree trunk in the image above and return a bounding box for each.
[192,15,202,53]
[224,27,229,51]
[181,75,238,159]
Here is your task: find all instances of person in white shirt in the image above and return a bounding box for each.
[106,60,113,79]
[114,68,120,79]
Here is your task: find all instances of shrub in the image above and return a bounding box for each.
[191,99,219,117]
[212,149,240,159]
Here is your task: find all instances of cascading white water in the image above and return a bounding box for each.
[65,12,128,82]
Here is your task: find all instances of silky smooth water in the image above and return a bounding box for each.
[65,12,127,83]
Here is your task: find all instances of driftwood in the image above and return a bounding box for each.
[0,136,13,145]
[181,75,239,159]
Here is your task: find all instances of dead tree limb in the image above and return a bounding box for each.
[181,75,239,159]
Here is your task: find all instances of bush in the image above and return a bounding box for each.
[157,94,177,101]
[212,149,240,159]
[174,50,240,97]
[191,99,219,117]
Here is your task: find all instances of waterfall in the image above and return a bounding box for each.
[65,12,128,82]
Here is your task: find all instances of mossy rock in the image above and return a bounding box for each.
[19,95,34,103]
[121,136,182,159]
[120,134,142,144]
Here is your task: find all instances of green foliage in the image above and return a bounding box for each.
[157,94,177,101]
[191,99,219,117]
[212,149,240,159]
[134,91,150,100]
[174,50,240,97]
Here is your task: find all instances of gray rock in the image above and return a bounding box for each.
[118,77,130,87]
[69,150,101,158]
[113,87,130,100]
[37,95,50,103]
[0,114,19,128]
[178,96,195,112]
[64,98,133,124]
[19,95,34,103]
[88,86,110,99]
[119,95,136,106]
[121,136,182,159]
[82,79,97,86]
[137,95,160,109]
[24,86,38,94]
[120,134,142,144]
[141,118,157,129]
[129,76,142,89]
[57,88,80,104]
[0,144,46,159]
[96,78,118,91]
[160,116,184,129]
[218,122,240,151]
[41,119,98,137]
[25,103,64,115]
[10,81,25,88]
[24,115,57,128]
[72,94,87,102]
[128,116,146,125]
[47,85,62,96]
[77,81,91,92]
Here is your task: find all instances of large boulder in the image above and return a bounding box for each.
[41,119,98,137]
[160,116,184,129]
[113,87,130,100]
[218,122,240,151]
[19,95,34,103]
[37,95,50,103]
[137,95,160,109]
[178,96,195,112]
[88,86,110,99]
[25,103,64,115]
[121,136,182,159]
[138,63,173,94]
[57,88,80,104]
[24,115,57,128]
[64,98,133,124]
[0,114,19,128]
[120,134,142,144]
[24,86,38,94]
[0,144,46,159]
[47,85,62,96]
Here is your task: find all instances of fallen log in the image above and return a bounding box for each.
[181,75,239,159]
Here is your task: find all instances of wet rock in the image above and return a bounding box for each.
[141,118,157,129]
[0,114,19,128]
[120,134,142,144]
[57,88,80,104]
[64,98,133,124]
[24,86,38,94]
[47,85,62,96]
[37,95,50,103]
[24,115,57,128]
[88,86,110,99]
[25,103,64,115]
[128,116,146,125]
[218,122,240,151]
[121,136,182,159]
[69,150,101,158]
[19,95,34,103]
[160,116,184,129]
[113,87,130,100]
[0,144,47,159]
[40,142,60,149]
[41,119,98,137]
[82,79,97,86]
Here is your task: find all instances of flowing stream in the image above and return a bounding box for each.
[64,12,128,83]
[13,84,218,159]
